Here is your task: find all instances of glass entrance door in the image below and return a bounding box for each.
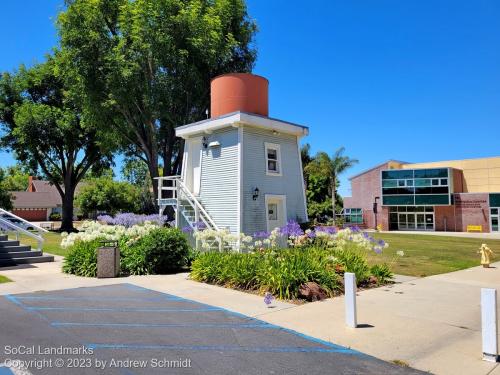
[390,206,435,231]
[407,214,416,230]
[416,214,425,230]
[491,208,499,232]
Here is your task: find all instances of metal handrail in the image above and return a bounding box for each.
[0,216,44,251]
[156,176,219,231]
[0,208,49,235]
[177,190,213,231]
[176,179,219,230]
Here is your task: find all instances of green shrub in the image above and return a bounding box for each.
[190,252,230,283]
[49,212,61,221]
[370,263,393,284]
[191,248,342,300]
[62,238,101,277]
[121,228,190,275]
[332,244,371,283]
[191,243,393,300]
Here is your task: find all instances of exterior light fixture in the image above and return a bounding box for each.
[202,136,208,149]
[252,187,260,201]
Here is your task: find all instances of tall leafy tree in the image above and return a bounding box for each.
[76,176,140,218]
[305,147,358,218]
[58,0,257,202]
[0,165,30,191]
[121,157,156,213]
[0,169,13,210]
[0,57,115,231]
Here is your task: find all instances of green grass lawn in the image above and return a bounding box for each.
[367,233,500,277]
[11,231,68,257]
[0,275,12,283]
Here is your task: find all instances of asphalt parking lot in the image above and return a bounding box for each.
[0,284,424,374]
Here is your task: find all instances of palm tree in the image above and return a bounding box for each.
[305,147,358,217]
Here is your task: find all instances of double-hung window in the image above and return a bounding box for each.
[265,143,282,176]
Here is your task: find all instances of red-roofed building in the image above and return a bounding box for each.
[10,177,63,221]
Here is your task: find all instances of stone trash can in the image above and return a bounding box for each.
[97,241,120,278]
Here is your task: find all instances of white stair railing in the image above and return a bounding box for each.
[0,216,45,251]
[0,208,49,235]
[156,176,219,231]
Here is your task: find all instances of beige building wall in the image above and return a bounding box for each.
[401,156,500,193]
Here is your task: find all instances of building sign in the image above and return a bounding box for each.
[455,196,488,209]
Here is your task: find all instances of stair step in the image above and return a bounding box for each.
[0,240,20,247]
[0,235,7,241]
[0,245,31,253]
[0,251,42,259]
[0,255,54,267]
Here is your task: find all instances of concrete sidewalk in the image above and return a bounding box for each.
[1,257,500,374]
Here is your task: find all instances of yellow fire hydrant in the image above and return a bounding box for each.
[478,243,494,268]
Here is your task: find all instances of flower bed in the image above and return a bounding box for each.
[97,213,167,228]
[190,223,394,301]
[61,221,191,277]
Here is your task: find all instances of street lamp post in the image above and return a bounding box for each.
[373,196,380,229]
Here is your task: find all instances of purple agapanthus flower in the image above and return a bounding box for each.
[264,292,274,306]
[314,226,337,235]
[182,226,193,233]
[279,220,304,237]
[253,231,271,239]
[350,226,361,233]
[306,230,316,238]
[97,213,167,228]
[362,232,376,242]
[193,221,207,230]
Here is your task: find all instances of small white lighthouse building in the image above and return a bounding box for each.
[158,73,308,240]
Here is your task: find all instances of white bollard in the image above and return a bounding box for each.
[481,288,498,362]
[344,272,357,328]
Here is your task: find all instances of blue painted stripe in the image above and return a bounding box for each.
[15,295,182,302]
[86,343,355,354]
[4,295,24,307]
[123,284,186,301]
[51,322,275,329]
[122,285,362,356]
[25,306,223,313]
[0,367,14,375]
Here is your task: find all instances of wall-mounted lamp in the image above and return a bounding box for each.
[202,136,208,149]
[252,187,260,201]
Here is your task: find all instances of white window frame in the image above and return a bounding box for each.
[265,142,282,176]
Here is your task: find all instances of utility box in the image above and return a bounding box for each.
[97,241,120,278]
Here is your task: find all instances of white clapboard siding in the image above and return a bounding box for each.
[241,127,307,235]
[199,128,239,234]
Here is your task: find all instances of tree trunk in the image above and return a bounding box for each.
[60,187,76,232]
[172,139,185,176]
[147,156,160,208]
[331,176,336,219]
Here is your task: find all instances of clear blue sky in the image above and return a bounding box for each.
[1,1,499,196]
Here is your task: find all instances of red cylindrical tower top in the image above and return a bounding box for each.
[210,73,269,118]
